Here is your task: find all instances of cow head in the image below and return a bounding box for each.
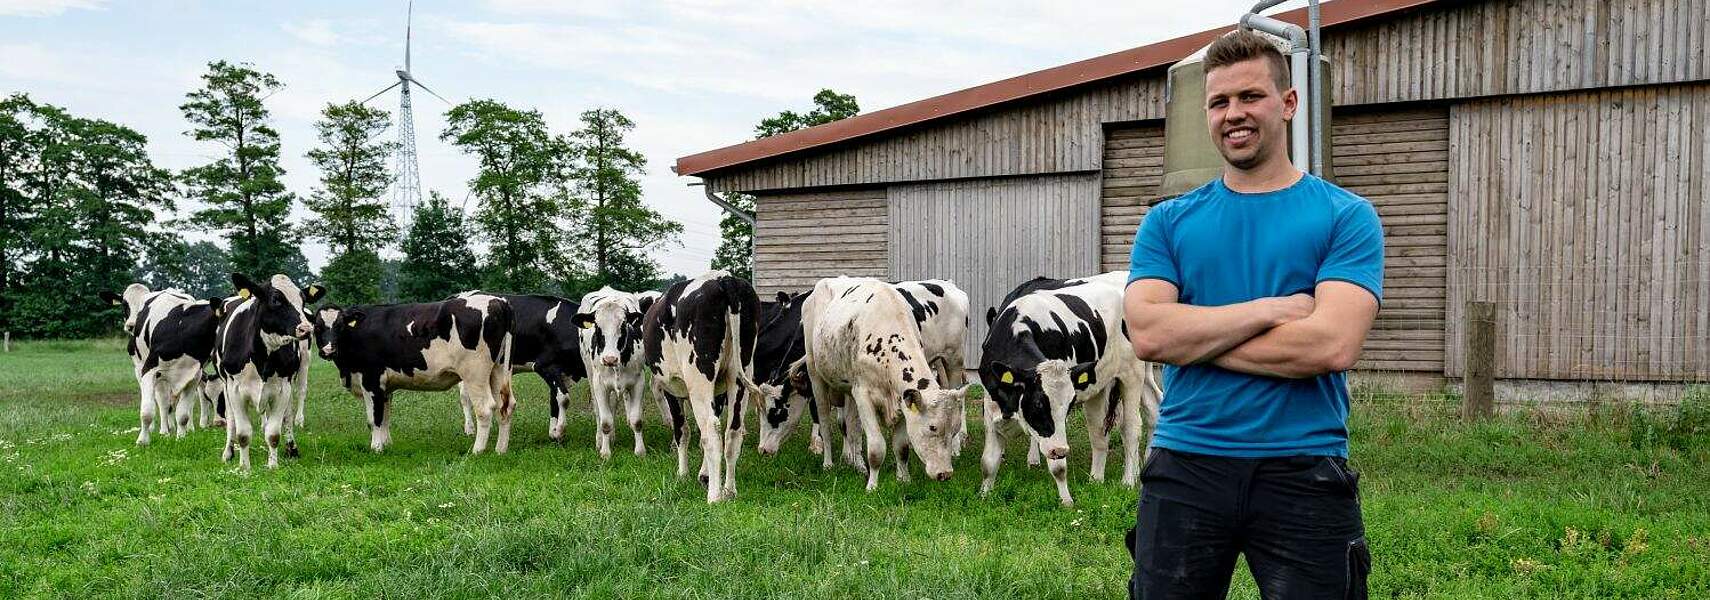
[984,358,1098,461]
[757,358,812,456]
[900,383,979,481]
[576,289,643,369]
[231,273,322,352]
[310,305,359,360]
[100,283,151,334]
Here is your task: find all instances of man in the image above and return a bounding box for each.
[1124,30,1383,599]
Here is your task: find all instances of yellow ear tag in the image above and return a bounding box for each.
[579,322,593,330]
[346,319,357,328]
[238,289,251,299]
[1077,373,1089,385]
[308,285,321,297]
[999,371,1014,384]
[109,298,121,306]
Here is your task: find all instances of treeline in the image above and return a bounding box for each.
[1,61,682,339]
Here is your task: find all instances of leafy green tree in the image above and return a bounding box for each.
[398,191,478,302]
[441,99,567,292]
[306,101,396,303]
[564,108,680,292]
[179,60,303,281]
[0,94,40,331]
[137,238,232,298]
[710,89,858,280]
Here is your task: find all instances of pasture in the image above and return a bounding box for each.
[1,339,1708,599]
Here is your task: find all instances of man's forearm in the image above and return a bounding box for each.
[1127,299,1285,366]
[1214,316,1360,379]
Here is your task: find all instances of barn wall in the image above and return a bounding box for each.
[705,76,1167,193]
[889,174,1102,366]
[1100,122,1166,272]
[1326,0,1710,107]
[751,188,889,296]
[1446,82,1710,381]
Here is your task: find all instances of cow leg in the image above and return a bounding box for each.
[540,369,566,442]
[365,388,393,453]
[152,374,174,436]
[590,380,614,460]
[282,377,300,459]
[851,387,888,492]
[806,395,824,456]
[663,390,689,479]
[494,366,515,454]
[456,382,475,436]
[263,380,289,469]
[229,383,255,471]
[841,401,868,474]
[293,356,309,429]
[1048,455,1074,508]
[171,367,198,437]
[891,420,912,483]
[809,377,838,470]
[720,380,745,498]
[686,377,724,503]
[220,379,237,462]
[1123,371,1161,486]
[137,371,160,445]
[466,380,495,455]
[1084,386,1112,484]
[627,376,648,457]
[979,401,1008,497]
[1026,437,1042,468]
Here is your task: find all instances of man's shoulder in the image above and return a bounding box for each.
[1303,175,1374,213]
[1151,179,1223,217]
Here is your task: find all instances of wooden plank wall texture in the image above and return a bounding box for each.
[1326,0,1709,107]
[751,188,888,296]
[1331,107,1451,373]
[1100,123,1166,272]
[889,174,1102,366]
[705,0,1708,194]
[1446,83,1710,381]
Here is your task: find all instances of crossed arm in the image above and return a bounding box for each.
[1123,279,1379,379]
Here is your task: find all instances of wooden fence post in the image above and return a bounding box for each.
[1463,301,1496,420]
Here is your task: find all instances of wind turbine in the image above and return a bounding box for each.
[363,0,451,230]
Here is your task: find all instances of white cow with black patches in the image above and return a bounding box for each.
[576,286,651,459]
[977,271,1162,506]
[799,277,975,491]
[641,271,769,503]
[101,284,224,444]
[211,274,326,470]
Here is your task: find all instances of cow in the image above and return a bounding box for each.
[101,284,222,444]
[575,287,652,459]
[755,279,972,457]
[311,295,515,455]
[454,292,588,442]
[210,274,326,469]
[641,271,769,503]
[198,371,227,429]
[799,277,974,491]
[977,271,1163,506]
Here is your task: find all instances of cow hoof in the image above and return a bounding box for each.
[634,447,647,458]
[212,418,227,428]
[1060,498,1075,508]
[287,443,300,458]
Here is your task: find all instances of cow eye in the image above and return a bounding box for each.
[929,425,938,433]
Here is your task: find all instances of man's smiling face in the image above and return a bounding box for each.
[1204,55,1296,171]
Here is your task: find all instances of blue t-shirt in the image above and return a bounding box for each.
[1128,173,1383,458]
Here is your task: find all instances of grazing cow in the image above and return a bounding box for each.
[755,279,972,457]
[641,271,768,503]
[800,277,974,491]
[977,271,1162,506]
[101,284,222,444]
[312,295,515,455]
[454,292,588,442]
[575,287,652,459]
[211,274,326,469]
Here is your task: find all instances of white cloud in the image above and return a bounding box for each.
[0,0,100,17]
[282,20,339,47]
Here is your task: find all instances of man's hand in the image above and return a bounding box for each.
[1125,280,1316,366]
[1267,293,1316,325]
[1213,281,1379,378]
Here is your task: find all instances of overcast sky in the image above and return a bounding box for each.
[2,0,1264,276]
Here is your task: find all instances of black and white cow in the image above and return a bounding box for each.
[211,274,326,469]
[799,277,974,490]
[101,284,222,444]
[641,271,767,503]
[575,286,652,459]
[755,279,972,457]
[312,295,516,455]
[454,292,587,442]
[977,271,1162,506]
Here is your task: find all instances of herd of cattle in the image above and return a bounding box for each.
[102,269,1162,506]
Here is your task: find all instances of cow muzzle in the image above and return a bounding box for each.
[601,354,620,367]
[294,322,314,339]
[1045,445,1069,460]
[932,469,954,482]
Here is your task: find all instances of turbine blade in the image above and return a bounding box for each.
[361,81,403,104]
[405,0,414,72]
[412,79,453,106]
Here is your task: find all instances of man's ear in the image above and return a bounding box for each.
[230,273,261,300]
[1070,361,1098,391]
[100,291,125,307]
[304,283,327,303]
[573,313,595,330]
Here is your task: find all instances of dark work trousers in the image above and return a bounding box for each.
[1127,448,1370,599]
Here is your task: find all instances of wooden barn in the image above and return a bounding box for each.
[674,0,1710,389]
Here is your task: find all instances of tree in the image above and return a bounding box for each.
[441,99,567,292]
[179,60,302,281]
[306,101,396,304]
[710,89,859,280]
[137,239,232,298]
[0,94,39,331]
[398,191,477,302]
[564,108,681,292]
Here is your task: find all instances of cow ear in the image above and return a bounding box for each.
[230,273,260,300]
[207,297,225,319]
[625,310,645,327]
[343,311,364,329]
[985,306,998,326]
[573,313,595,330]
[903,388,923,412]
[637,296,656,316]
[1070,361,1098,391]
[775,291,791,304]
[100,291,124,307]
[304,283,326,303]
[989,361,1021,388]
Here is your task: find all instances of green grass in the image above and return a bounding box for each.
[1,339,1706,598]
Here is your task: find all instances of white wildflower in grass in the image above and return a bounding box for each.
[437,502,456,509]
[155,477,173,484]
[81,481,97,496]
[100,449,128,466]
